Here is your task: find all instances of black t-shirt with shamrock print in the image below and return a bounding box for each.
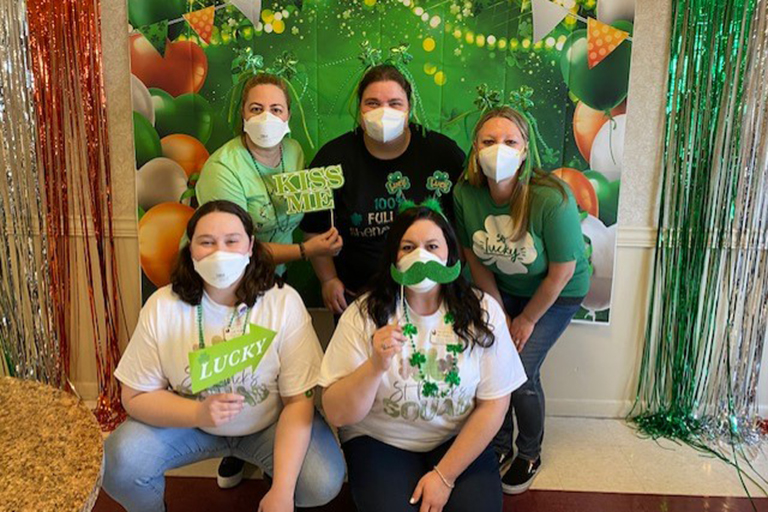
[300,124,465,293]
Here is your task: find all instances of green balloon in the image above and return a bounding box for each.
[560,21,633,111]
[133,111,162,168]
[127,0,186,40]
[151,89,214,144]
[584,170,620,226]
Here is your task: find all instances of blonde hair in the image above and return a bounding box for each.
[465,106,565,241]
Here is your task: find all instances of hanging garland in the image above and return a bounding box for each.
[629,0,768,495]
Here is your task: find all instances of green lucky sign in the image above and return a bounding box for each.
[272,165,345,215]
[188,323,277,394]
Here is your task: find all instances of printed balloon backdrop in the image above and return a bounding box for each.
[128,0,636,323]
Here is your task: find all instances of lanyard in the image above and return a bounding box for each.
[195,303,251,349]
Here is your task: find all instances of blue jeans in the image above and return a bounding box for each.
[102,411,345,512]
[493,293,581,461]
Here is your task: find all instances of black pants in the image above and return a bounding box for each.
[342,436,503,512]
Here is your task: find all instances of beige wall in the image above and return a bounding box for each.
[75,0,767,416]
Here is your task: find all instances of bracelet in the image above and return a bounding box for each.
[432,466,454,489]
[299,242,307,260]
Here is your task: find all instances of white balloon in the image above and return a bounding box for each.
[590,114,626,182]
[131,74,155,126]
[581,216,616,312]
[136,158,189,212]
[597,0,635,24]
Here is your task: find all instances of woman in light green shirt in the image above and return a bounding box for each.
[195,73,342,489]
[197,73,342,277]
[453,107,589,496]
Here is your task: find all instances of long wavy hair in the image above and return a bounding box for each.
[170,200,277,307]
[361,206,495,350]
[465,106,566,241]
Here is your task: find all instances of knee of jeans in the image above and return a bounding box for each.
[103,426,156,492]
[294,447,345,507]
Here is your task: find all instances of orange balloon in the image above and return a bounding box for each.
[129,34,208,97]
[552,168,599,218]
[573,101,626,161]
[161,134,210,178]
[139,202,195,287]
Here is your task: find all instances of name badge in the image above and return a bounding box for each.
[430,327,456,346]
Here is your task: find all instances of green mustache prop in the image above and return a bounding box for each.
[390,260,461,286]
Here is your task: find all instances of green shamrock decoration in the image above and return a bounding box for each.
[231,47,264,83]
[358,40,383,68]
[445,370,461,386]
[473,84,502,112]
[409,351,426,367]
[444,312,455,325]
[422,381,439,397]
[426,170,453,197]
[509,86,535,112]
[403,323,418,337]
[269,51,299,81]
[388,43,413,67]
[446,343,463,355]
[386,171,411,196]
[351,212,363,226]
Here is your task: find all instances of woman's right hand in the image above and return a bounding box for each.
[304,227,343,258]
[321,277,348,314]
[371,324,406,372]
[195,393,245,428]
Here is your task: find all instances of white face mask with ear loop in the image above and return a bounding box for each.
[193,251,250,289]
[244,111,291,149]
[477,144,524,182]
[362,107,407,143]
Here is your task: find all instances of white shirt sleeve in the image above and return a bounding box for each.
[318,301,373,388]
[114,297,169,392]
[275,290,324,397]
[476,295,528,400]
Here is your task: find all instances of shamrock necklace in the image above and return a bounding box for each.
[401,301,463,398]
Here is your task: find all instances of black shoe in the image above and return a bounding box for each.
[497,449,514,469]
[501,456,541,495]
[217,457,245,489]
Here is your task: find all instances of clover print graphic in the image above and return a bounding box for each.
[472,215,537,275]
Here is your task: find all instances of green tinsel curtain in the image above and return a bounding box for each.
[630,0,768,486]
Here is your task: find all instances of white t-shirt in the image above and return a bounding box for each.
[319,292,526,451]
[115,284,322,436]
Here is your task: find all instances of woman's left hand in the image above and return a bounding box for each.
[410,470,452,512]
[258,487,293,512]
[509,314,535,352]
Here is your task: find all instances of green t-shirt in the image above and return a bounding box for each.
[453,178,591,298]
[196,137,305,275]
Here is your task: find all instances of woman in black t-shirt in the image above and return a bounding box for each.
[300,65,465,313]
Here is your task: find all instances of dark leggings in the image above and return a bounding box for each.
[342,436,503,512]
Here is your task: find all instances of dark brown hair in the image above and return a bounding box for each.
[170,200,277,307]
[361,206,495,350]
[357,64,412,108]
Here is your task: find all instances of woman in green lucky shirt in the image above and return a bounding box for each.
[197,73,342,278]
[196,73,342,488]
[452,107,590,496]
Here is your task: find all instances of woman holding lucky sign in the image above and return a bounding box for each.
[196,73,342,278]
[320,202,526,512]
[453,107,590,494]
[103,201,344,512]
[300,64,465,314]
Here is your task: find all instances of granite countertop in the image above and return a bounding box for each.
[0,377,103,512]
